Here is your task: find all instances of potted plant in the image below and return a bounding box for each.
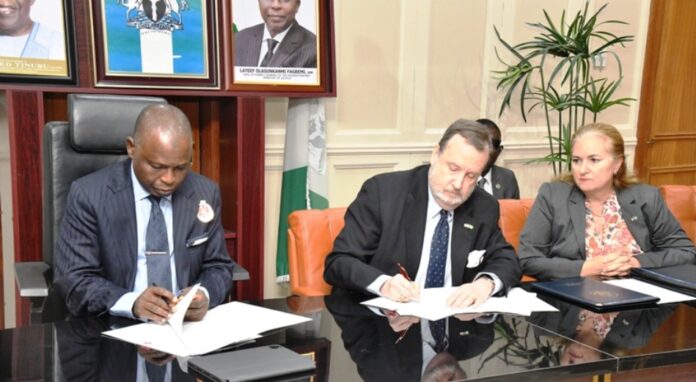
[494,2,634,175]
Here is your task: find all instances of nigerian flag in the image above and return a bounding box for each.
[276,98,328,282]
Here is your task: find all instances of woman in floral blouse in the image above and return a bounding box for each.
[519,123,696,280]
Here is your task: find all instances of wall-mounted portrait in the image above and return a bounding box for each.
[232,0,322,88]
[91,0,219,89]
[0,0,76,84]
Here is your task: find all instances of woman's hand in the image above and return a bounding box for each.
[581,253,634,278]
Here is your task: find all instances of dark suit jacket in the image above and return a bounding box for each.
[56,317,194,381]
[54,160,235,316]
[324,291,494,381]
[235,21,317,68]
[324,165,521,293]
[519,182,696,280]
[490,165,520,200]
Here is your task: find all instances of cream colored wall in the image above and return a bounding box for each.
[263,0,651,298]
[0,1,653,316]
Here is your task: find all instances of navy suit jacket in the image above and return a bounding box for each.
[324,165,521,293]
[57,317,194,381]
[54,160,234,316]
[234,21,317,68]
[490,165,520,200]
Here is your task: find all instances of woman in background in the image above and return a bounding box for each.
[519,123,696,280]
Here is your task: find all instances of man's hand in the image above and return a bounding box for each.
[446,277,494,308]
[174,287,209,322]
[133,286,175,323]
[384,310,420,332]
[379,274,420,302]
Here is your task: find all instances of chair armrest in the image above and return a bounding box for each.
[232,264,250,281]
[14,262,50,297]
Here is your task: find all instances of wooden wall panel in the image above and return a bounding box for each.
[6,91,44,326]
[1,193,4,329]
[636,0,696,184]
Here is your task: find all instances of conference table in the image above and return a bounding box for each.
[2,291,696,381]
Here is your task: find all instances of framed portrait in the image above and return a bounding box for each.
[90,0,219,89]
[0,0,76,85]
[230,0,335,95]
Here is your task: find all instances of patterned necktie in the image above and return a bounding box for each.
[260,39,279,67]
[477,177,487,189]
[425,210,450,351]
[146,195,172,292]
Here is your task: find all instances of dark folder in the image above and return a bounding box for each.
[188,345,315,382]
[531,277,660,312]
[631,264,696,297]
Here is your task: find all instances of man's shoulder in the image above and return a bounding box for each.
[72,160,128,189]
[184,171,218,189]
[236,23,264,38]
[289,21,317,41]
[369,165,427,184]
[493,165,516,178]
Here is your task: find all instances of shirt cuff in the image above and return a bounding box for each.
[475,272,502,296]
[366,275,392,296]
[198,285,210,302]
[109,291,139,320]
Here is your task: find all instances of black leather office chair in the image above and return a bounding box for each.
[15,94,168,323]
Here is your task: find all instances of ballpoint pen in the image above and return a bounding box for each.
[395,262,413,344]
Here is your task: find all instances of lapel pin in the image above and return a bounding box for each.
[495,183,501,189]
[463,223,474,230]
[630,216,638,221]
[197,200,214,223]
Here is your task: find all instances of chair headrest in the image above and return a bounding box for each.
[68,94,168,153]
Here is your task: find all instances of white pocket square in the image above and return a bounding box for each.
[186,234,209,248]
[467,250,486,268]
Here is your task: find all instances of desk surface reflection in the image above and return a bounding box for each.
[2,294,696,381]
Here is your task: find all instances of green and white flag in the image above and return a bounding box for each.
[276,98,328,283]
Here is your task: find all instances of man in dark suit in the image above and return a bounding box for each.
[54,104,234,323]
[325,292,494,381]
[476,118,520,199]
[324,119,521,307]
[234,0,316,68]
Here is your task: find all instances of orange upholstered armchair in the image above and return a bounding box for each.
[287,207,347,296]
[498,199,536,282]
[659,185,696,242]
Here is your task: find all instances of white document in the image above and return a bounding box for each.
[103,297,311,357]
[361,287,557,321]
[604,278,696,304]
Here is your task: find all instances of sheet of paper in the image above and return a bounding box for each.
[103,301,311,357]
[168,283,200,339]
[605,278,696,304]
[361,286,557,321]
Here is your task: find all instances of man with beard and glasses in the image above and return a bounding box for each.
[324,119,521,308]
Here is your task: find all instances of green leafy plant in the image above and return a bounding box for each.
[478,317,561,373]
[494,2,635,175]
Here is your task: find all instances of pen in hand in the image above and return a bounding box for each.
[394,262,414,344]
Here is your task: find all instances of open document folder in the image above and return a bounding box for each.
[102,286,311,357]
[361,287,557,321]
